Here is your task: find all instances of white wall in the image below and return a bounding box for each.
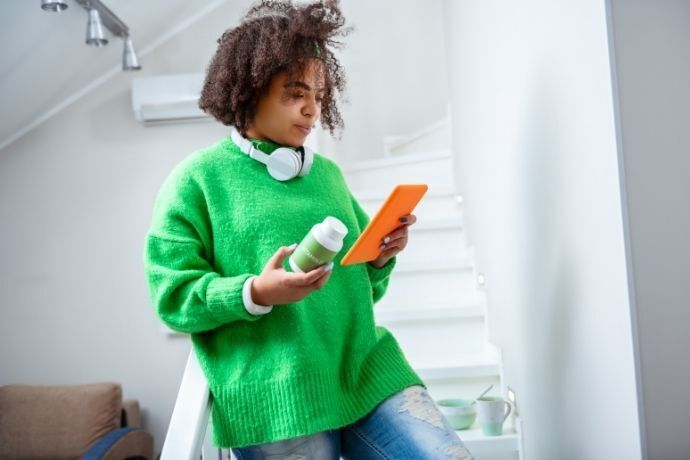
[320,0,448,166]
[444,1,642,458]
[0,0,447,455]
[608,1,690,459]
[0,1,252,454]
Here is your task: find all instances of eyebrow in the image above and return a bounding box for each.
[284,81,325,93]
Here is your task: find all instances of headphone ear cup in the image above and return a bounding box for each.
[298,145,314,177]
[266,148,302,181]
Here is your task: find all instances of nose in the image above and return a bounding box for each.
[302,95,320,120]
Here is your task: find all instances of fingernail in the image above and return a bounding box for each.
[399,217,408,223]
[383,236,391,244]
[379,244,386,250]
[324,262,334,272]
[289,243,298,250]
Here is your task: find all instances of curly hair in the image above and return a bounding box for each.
[199,0,351,137]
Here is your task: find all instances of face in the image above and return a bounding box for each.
[245,59,325,148]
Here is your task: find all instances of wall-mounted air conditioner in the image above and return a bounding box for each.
[131,73,210,124]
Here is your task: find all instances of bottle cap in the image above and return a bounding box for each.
[322,216,348,240]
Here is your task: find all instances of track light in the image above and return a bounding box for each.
[41,0,141,71]
[123,37,141,71]
[41,0,68,12]
[86,8,108,47]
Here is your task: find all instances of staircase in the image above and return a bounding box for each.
[341,121,523,460]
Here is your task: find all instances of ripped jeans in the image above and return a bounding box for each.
[232,385,474,460]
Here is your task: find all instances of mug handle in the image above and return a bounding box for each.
[502,401,512,423]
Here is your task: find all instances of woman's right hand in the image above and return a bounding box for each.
[251,245,333,306]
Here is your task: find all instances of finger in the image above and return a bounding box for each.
[399,214,417,226]
[379,245,404,258]
[380,236,408,251]
[379,235,409,251]
[267,244,297,269]
[305,262,334,286]
[285,264,330,287]
[382,227,409,244]
[373,249,398,268]
[313,270,332,290]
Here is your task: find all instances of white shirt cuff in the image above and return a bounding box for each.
[242,276,273,316]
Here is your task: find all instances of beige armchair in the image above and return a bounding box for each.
[0,382,154,460]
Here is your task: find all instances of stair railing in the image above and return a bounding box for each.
[160,350,212,460]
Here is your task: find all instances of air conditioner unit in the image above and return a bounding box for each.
[131,73,211,124]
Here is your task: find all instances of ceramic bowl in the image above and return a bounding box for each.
[437,398,477,430]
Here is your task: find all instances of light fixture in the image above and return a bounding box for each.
[122,37,141,71]
[41,0,68,12]
[86,8,108,47]
[41,0,142,71]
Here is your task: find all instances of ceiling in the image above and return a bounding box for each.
[0,0,235,151]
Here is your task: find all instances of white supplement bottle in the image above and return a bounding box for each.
[289,216,348,273]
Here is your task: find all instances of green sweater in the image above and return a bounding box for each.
[143,136,425,448]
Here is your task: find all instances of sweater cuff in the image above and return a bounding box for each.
[242,276,274,316]
[207,274,264,323]
[367,255,397,284]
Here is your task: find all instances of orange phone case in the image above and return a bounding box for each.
[340,184,428,266]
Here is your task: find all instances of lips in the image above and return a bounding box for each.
[295,124,311,135]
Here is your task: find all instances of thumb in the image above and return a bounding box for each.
[268,243,297,269]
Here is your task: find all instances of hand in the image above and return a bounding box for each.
[251,245,333,305]
[369,214,417,268]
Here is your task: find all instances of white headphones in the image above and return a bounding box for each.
[230,127,314,181]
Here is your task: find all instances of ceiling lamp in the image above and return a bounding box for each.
[122,37,141,71]
[86,8,108,47]
[41,0,68,12]
[41,0,141,71]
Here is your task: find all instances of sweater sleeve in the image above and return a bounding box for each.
[348,192,397,304]
[143,168,265,334]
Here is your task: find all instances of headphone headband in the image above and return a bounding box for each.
[230,127,313,181]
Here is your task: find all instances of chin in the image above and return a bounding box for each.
[284,136,306,148]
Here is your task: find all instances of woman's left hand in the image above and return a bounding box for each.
[369,214,417,269]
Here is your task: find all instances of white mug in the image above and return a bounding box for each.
[476,396,511,436]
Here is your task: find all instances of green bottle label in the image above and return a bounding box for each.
[290,231,338,272]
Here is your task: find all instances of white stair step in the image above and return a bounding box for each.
[387,258,477,299]
[384,273,478,308]
[425,375,501,403]
[415,361,500,381]
[353,187,463,221]
[457,428,520,458]
[394,219,467,266]
[394,257,473,273]
[384,117,451,157]
[411,217,463,231]
[344,150,456,194]
[382,264,479,308]
[377,297,484,312]
[344,149,452,172]
[375,305,483,323]
[352,186,458,202]
[384,315,486,367]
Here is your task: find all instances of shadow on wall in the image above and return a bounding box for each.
[515,63,579,457]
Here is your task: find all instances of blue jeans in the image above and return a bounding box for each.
[232,385,474,459]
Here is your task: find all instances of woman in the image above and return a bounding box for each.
[143,1,473,458]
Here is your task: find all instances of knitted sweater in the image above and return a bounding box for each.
[143,136,425,448]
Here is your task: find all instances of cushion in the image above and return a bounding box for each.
[0,382,122,460]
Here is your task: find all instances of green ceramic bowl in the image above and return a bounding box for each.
[437,398,477,430]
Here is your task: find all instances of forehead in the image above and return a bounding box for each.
[276,59,326,91]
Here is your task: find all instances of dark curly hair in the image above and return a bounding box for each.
[199,0,351,137]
